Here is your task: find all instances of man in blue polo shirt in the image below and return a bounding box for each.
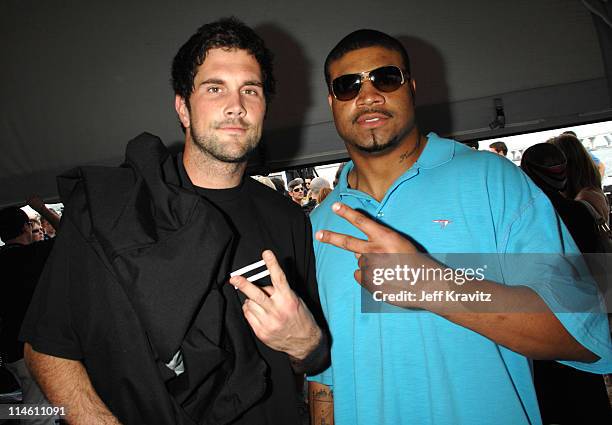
[307,29,612,425]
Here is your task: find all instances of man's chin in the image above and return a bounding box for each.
[195,140,257,164]
[351,138,399,154]
[211,150,253,164]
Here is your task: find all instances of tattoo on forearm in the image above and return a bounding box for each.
[312,387,333,402]
[310,386,334,425]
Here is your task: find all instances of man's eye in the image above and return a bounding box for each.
[243,88,260,95]
[207,86,221,93]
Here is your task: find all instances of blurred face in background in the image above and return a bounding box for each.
[30,220,44,241]
[41,218,56,237]
[290,185,305,203]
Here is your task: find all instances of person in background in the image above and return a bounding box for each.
[308,177,332,206]
[287,176,316,215]
[27,196,62,234]
[270,176,288,197]
[549,134,609,223]
[40,217,57,239]
[0,205,57,425]
[520,142,612,423]
[333,163,346,188]
[288,178,306,206]
[316,187,332,205]
[488,141,508,157]
[562,130,606,178]
[29,218,44,242]
[301,178,321,215]
[0,207,34,247]
[520,143,602,253]
[592,153,606,179]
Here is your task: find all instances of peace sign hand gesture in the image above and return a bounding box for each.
[315,202,419,255]
[315,202,439,308]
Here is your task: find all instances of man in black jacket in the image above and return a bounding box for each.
[21,18,328,425]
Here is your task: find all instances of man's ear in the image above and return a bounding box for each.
[175,95,190,129]
[410,79,416,105]
[328,93,334,109]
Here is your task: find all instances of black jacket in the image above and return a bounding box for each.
[24,134,290,424]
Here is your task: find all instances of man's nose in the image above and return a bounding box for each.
[224,90,247,117]
[356,80,385,106]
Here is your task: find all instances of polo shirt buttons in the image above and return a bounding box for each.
[377,212,384,217]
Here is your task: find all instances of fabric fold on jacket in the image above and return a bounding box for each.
[55,132,268,424]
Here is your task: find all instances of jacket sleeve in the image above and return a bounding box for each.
[20,216,87,360]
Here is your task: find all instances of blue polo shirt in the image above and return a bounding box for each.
[308,133,612,425]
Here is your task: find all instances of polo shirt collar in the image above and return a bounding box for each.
[337,132,455,201]
[415,132,455,169]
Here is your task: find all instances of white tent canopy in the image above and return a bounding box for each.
[1,0,611,207]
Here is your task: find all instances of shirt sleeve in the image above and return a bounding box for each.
[501,189,612,373]
[20,217,85,360]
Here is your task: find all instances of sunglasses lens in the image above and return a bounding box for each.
[332,66,405,101]
[371,66,404,92]
[332,74,361,101]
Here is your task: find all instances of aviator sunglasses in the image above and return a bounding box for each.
[331,65,407,101]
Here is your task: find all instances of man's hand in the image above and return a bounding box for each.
[26,195,47,213]
[315,202,435,305]
[26,195,61,229]
[230,250,321,360]
[314,202,598,361]
[315,202,416,257]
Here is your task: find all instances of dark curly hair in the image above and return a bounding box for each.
[171,17,275,109]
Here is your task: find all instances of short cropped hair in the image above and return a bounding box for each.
[324,29,411,89]
[489,141,508,156]
[309,177,331,195]
[287,178,304,191]
[0,206,29,242]
[171,17,275,107]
